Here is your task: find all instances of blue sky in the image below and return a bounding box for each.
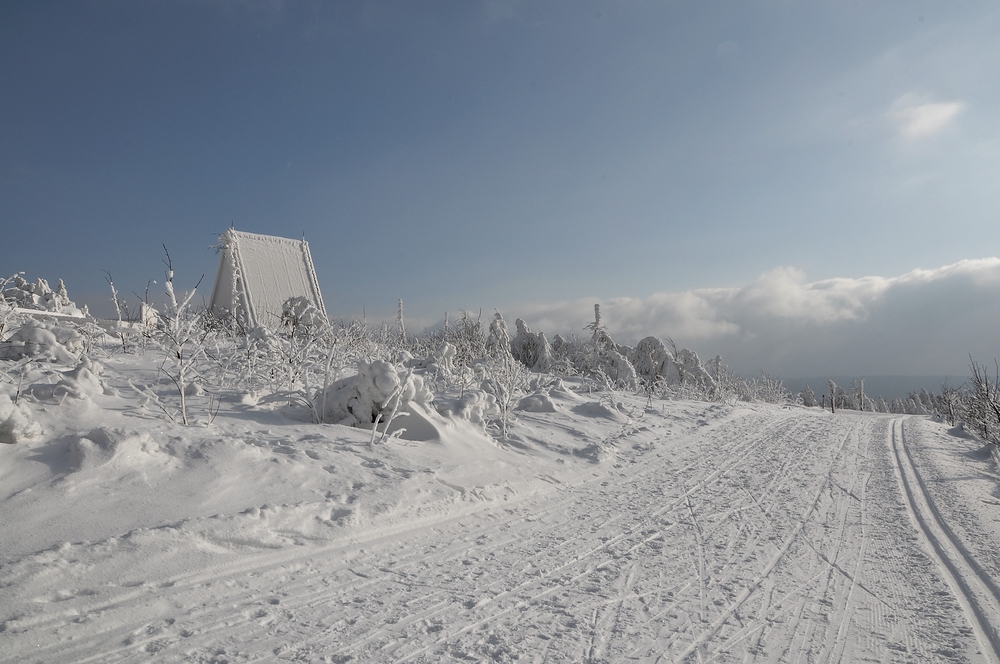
[2,1,999,376]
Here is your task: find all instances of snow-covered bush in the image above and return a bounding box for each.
[403,341,458,391]
[270,296,329,393]
[0,275,29,339]
[628,336,674,385]
[959,359,1000,443]
[281,296,327,331]
[739,373,791,404]
[478,354,530,439]
[596,348,639,391]
[0,394,41,444]
[26,357,113,401]
[485,312,512,360]
[435,388,499,428]
[314,360,433,431]
[447,310,487,372]
[510,319,553,372]
[937,384,963,426]
[143,249,210,425]
[799,384,818,407]
[0,320,85,364]
[1,275,87,317]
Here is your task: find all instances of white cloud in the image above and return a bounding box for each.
[510,258,1000,377]
[892,95,964,139]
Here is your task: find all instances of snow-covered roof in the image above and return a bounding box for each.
[208,229,326,328]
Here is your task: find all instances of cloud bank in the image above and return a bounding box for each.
[512,259,1000,378]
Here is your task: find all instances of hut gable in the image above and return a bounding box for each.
[208,229,326,328]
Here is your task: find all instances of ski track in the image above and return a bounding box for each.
[3,408,1000,663]
[889,418,1000,663]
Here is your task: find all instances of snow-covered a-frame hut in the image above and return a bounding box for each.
[208,229,327,328]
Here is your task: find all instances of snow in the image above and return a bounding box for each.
[0,393,41,444]
[0,320,86,363]
[4,346,1000,661]
[1,275,87,318]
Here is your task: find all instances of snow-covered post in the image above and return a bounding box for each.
[828,380,837,414]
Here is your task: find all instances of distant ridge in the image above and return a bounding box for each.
[782,376,966,402]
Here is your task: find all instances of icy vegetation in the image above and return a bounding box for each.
[4,274,1000,662]
[1,274,88,317]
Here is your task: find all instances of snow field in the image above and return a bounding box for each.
[3,358,1000,663]
[3,306,1000,663]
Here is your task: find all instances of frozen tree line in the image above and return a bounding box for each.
[4,268,1000,448]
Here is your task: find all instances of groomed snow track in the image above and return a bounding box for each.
[3,407,999,663]
[889,418,1000,663]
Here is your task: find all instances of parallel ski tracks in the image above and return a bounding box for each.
[889,417,1000,663]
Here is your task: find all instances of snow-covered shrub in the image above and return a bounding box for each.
[596,349,639,391]
[672,348,716,390]
[0,275,28,339]
[403,342,457,391]
[738,373,790,404]
[905,395,928,415]
[485,312,512,360]
[269,296,330,393]
[405,341,456,373]
[0,320,84,364]
[936,385,964,426]
[435,389,499,429]
[517,389,559,413]
[478,354,530,439]
[144,249,210,425]
[281,296,327,331]
[1,275,87,317]
[628,337,675,385]
[510,319,553,372]
[799,384,818,407]
[27,357,113,401]
[315,360,433,430]
[0,394,41,444]
[447,310,487,371]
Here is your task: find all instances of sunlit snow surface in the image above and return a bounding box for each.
[3,354,1000,662]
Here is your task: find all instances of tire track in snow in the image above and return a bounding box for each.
[890,417,1000,663]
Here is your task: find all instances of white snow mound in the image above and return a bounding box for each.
[0,320,84,363]
[573,400,631,422]
[0,394,41,444]
[66,428,163,471]
[518,391,559,413]
[27,357,112,401]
